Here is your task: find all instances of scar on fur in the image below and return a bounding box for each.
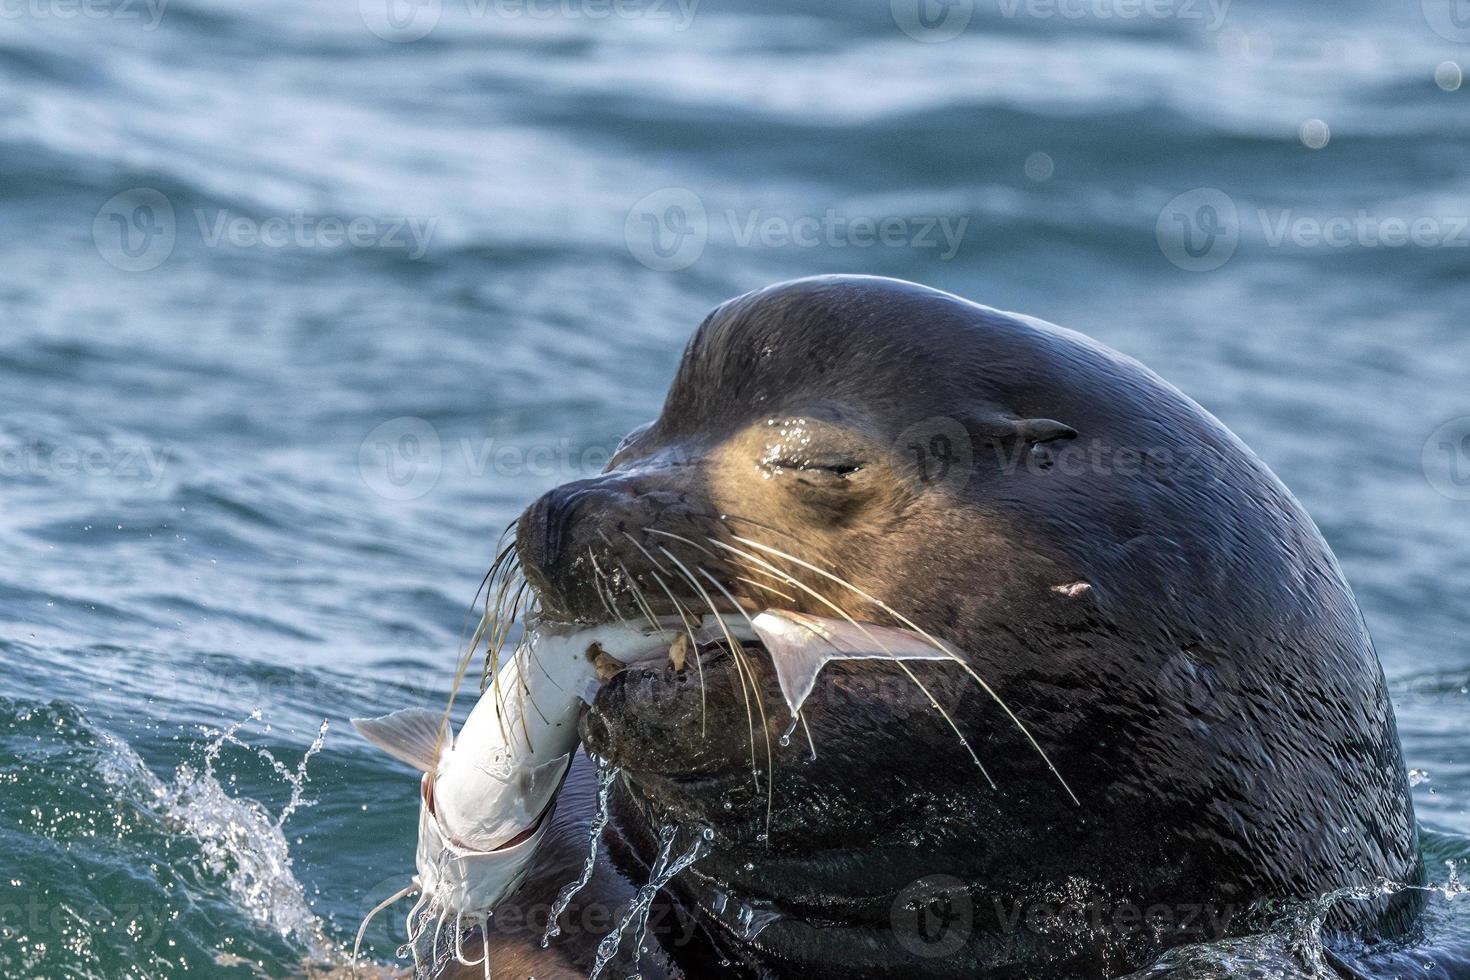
[1052,582,1091,598]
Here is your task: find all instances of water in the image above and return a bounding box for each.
[1,0,1468,976]
[587,824,710,980]
[541,755,617,949]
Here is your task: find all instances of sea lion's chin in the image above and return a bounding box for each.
[578,638,768,816]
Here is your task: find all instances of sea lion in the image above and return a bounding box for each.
[437,275,1422,979]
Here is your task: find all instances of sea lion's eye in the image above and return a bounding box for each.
[801,457,863,477]
[769,454,865,488]
[756,417,868,490]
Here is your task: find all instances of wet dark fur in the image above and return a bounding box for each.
[442,276,1421,979]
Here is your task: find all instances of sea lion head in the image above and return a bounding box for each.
[511,275,1421,977]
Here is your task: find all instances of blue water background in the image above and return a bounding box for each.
[1,0,1468,974]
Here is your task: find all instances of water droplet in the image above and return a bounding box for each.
[1435,60,1463,92]
[1024,151,1055,182]
[1299,118,1330,150]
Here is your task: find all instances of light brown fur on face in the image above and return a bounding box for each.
[701,414,924,622]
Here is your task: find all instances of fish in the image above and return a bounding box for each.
[348,610,960,972]
[347,618,685,970]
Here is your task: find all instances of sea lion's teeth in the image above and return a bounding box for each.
[669,632,690,671]
[586,641,627,681]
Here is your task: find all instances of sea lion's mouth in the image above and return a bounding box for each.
[572,618,779,788]
[586,630,754,682]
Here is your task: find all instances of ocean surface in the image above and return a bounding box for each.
[1,0,1468,976]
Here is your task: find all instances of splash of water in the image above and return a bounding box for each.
[1254,865,1469,977]
[587,824,710,980]
[94,711,337,967]
[542,756,618,948]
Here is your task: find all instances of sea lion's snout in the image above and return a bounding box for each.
[514,455,722,624]
[514,472,629,622]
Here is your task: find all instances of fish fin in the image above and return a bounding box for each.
[351,708,449,772]
[751,611,955,719]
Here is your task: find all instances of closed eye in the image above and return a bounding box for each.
[770,455,863,476]
[808,460,862,476]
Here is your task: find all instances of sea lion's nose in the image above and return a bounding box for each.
[516,474,633,620]
[515,449,718,622]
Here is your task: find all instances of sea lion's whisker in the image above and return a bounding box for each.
[692,563,790,838]
[460,534,514,662]
[645,520,835,770]
[479,529,524,665]
[618,534,763,783]
[487,573,526,680]
[706,536,997,790]
[638,528,774,765]
[660,548,778,835]
[643,527,778,608]
[617,533,716,737]
[735,575,797,603]
[490,576,533,746]
[443,533,522,758]
[590,531,666,636]
[445,567,517,759]
[728,533,1078,805]
[479,571,531,745]
[586,546,639,632]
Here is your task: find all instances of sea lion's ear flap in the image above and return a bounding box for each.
[1012,418,1077,445]
[970,416,1077,446]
